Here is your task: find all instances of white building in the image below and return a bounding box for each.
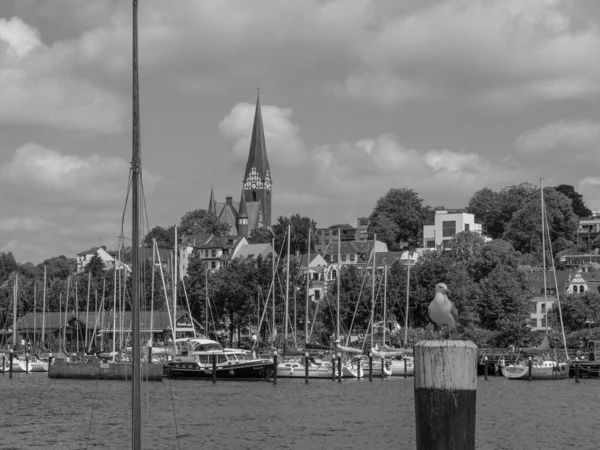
[422,210,484,248]
[76,246,116,273]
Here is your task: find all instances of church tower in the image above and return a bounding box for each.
[237,192,249,236]
[242,91,272,226]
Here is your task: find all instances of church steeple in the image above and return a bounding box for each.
[242,89,272,226]
[208,184,216,215]
[237,192,249,237]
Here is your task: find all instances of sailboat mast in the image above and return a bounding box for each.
[541,178,548,334]
[205,268,209,338]
[12,274,17,348]
[404,247,411,347]
[86,272,91,351]
[383,265,387,347]
[33,281,36,347]
[173,226,178,347]
[371,235,376,349]
[131,0,142,447]
[305,227,310,343]
[285,224,290,341]
[42,266,47,348]
[272,237,276,343]
[337,228,341,341]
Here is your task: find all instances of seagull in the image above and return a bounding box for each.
[428,283,458,339]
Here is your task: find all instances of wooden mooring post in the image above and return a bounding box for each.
[305,353,309,384]
[368,352,373,381]
[414,341,477,450]
[272,351,278,385]
[212,353,217,384]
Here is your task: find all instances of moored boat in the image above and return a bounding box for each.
[501,359,569,380]
[165,337,273,380]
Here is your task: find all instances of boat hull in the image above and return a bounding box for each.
[501,362,569,380]
[49,361,163,381]
[166,360,274,380]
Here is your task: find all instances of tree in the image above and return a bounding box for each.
[37,255,77,280]
[465,188,503,238]
[555,184,592,218]
[368,188,426,250]
[143,225,175,248]
[503,187,578,258]
[0,252,19,285]
[272,214,317,256]
[85,255,105,279]
[560,292,600,333]
[179,209,230,236]
[248,227,274,244]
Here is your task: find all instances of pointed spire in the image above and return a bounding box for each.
[208,184,216,215]
[237,191,249,236]
[243,90,271,181]
[238,191,248,218]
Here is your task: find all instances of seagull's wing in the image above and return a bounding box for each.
[428,302,433,320]
[449,299,459,323]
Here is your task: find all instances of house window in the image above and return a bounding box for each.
[530,318,537,328]
[211,261,216,269]
[252,191,257,201]
[341,254,347,262]
[205,250,209,257]
[541,303,546,313]
[359,219,369,226]
[442,221,456,237]
[426,240,435,248]
[580,285,585,293]
[360,229,368,234]
[465,223,470,231]
[350,254,355,262]
[317,230,322,236]
[331,270,337,280]
[314,290,321,301]
[332,255,338,263]
[382,257,387,263]
[212,249,216,257]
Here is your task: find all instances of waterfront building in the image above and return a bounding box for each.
[314,217,370,254]
[76,246,116,273]
[422,209,485,248]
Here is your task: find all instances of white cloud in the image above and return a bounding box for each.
[515,120,600,153]
[0,17,126,133]
[0,143,161,262]
[337,0,600,108]
[219,102,308,166]
[578,177,600,211]
[327,72,436,107]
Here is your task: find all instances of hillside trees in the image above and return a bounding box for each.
[368,188,426,250]
[555,184,592,218]
[272,214,317,256]
[178,209,230,236]
[504,187,578,257]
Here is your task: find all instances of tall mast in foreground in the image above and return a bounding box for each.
[131,0,141,448]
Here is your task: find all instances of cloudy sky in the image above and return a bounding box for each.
[1,0,599,263]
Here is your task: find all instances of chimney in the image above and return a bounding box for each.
[226,196,233,206]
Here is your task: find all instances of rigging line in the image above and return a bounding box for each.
[166,372,182,450]
[544,207,569,360]
[180,279,196,338]
[84,365,102,450]
[345,252,374,346]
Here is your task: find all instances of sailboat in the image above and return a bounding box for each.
[502,179,569,380]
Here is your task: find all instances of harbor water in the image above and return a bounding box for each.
[0,373,598,450]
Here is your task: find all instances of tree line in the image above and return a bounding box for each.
[1,182,598,348]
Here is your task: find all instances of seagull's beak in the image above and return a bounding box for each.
[445,288,451,295]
